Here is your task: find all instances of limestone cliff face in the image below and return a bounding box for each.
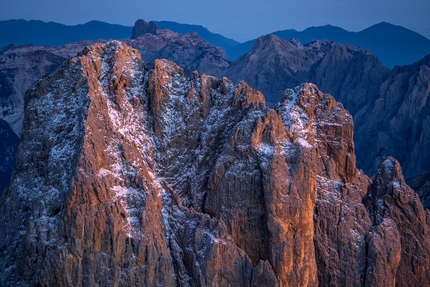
[0,28,228,135]
[364,157,430,286]
[355,54,430,179]
[220,35,389,111]
[0,30,229,193]
[0,46,67,196]
[0,41,429,286]
[220,34,430,182]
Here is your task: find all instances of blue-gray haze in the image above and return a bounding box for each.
[0,0,429,42]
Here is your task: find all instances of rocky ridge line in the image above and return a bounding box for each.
[0,41,429,286]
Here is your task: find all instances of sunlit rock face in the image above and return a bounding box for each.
[0,41,429,286]
[0,28,230,195]
[220,34,430,182]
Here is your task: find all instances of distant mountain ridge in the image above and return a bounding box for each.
[227,22,430,68]
[0,19,239,54]
[2,20,430,68]
[220,34,430,180]
[220,35,389,109]
[156,21,240,51]
[0,20,131,47]
[0,29,230,195]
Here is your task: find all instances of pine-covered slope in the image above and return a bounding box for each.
[0,41,429,286]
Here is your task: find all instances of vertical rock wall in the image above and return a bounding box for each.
[0,41,429,286]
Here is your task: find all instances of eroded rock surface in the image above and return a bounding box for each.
[356,54,430,179]
[220,34,430,183]
[364,157,430,286]
[1,41,429,286]
[0,30,229,193]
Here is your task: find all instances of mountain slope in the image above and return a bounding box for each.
[1,41,429,286]
[221,34,389,111]
[221,34,430,180]
[227,22,430,68]
[156,20,240,51]
[0,45,68,135]
[0,19,240,54]
[355,53,430,178]
[0,119,18,195]
[0,26,229,134]
[0,28,230,193]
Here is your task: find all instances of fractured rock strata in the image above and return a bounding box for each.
[0,41,429,286]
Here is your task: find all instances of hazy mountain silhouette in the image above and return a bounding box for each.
[0,19,239,54]
[156,21,239,51]
[3,20,429,68]
[0,20,131,47]
[227,22,430,68]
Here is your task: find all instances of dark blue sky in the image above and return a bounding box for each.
[1,0,429,42]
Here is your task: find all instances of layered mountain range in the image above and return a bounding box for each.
[220,34,430,180]
[0,23,230,194]
[226,22,430,68]
[1,18,430,195]
[1,20,430,201]
[2,19,429,68]
[1,41,429,286]
[0,19,239,55]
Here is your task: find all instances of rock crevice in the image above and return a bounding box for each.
[0,42,429,286]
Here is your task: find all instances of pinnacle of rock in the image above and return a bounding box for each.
[1,41,429,286]
[131,19,159,39]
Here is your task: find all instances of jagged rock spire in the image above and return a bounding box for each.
[131,19,159,39]
[1,41,429,286]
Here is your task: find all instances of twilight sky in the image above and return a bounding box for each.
[1,0,429,42]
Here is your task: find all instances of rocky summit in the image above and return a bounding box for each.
[0,41,429,286]
[131,19,159,39]
[0,29,230,194]
[219,34,430,181]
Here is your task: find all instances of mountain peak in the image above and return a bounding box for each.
[0,41,358,285]
[254,34,280,46]
[131,19,159,39]
[1,41,430,286]
[252,34,304,53]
